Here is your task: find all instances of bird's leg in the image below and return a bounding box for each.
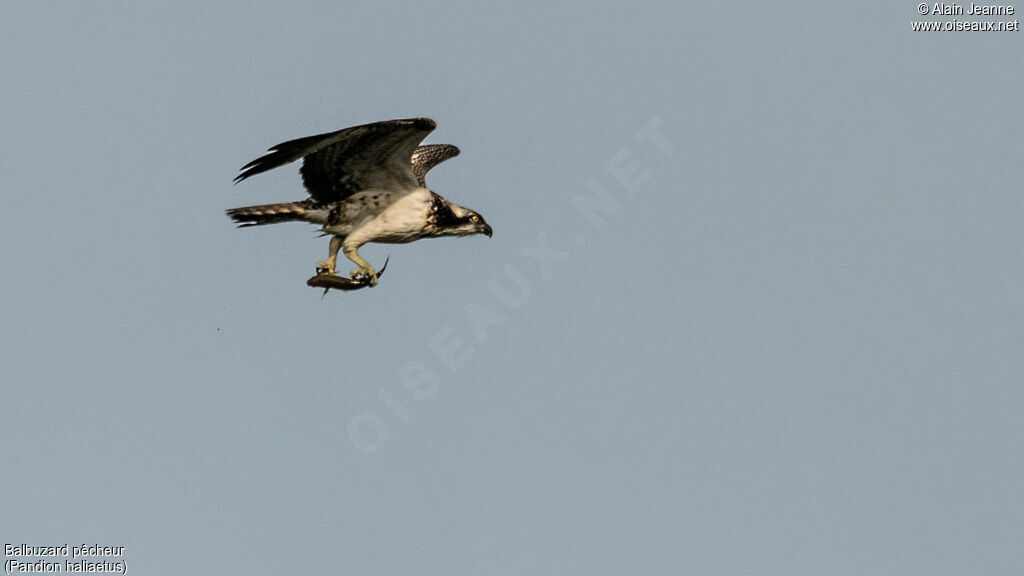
[316,236,343,275]
[343,244,378,286]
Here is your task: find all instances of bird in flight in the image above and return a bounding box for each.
[227,118,492,290]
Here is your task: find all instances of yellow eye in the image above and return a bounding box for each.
[471,215,479,223]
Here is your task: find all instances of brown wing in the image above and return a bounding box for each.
[411,144,460,187]
[235,118,436,203]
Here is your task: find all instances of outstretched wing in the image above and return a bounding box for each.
[235,118,436,203]
[411,144,460,187]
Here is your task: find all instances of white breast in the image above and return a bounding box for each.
[342,188,432,246]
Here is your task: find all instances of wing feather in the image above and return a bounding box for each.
[234,118,436,203]
[411,144,460,187]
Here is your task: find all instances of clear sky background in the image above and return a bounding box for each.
[2,2,1022,574]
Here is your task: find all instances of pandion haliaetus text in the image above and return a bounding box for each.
[227,118,492,288]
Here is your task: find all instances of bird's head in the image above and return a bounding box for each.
[444,202,493,238]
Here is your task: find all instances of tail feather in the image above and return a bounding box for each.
[226,200,314,227]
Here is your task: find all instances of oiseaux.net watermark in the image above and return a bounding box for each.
[345,116,676,453]
[911,3,1019,31]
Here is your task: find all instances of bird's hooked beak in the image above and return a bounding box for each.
[481,222,493,238]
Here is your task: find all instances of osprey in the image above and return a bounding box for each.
[227,118,492,288]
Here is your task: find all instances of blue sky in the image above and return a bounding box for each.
[2,2,1023,575]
